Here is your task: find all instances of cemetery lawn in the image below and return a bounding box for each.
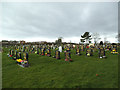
[2,47,119,88]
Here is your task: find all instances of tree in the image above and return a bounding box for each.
[55,40,58,44]
[80,39,85,44]
[104,41,110,44]
[100,41,103,45]
[55,37,63,46]
[115,33,120,43]
[92,33,101,45]
[104,37,107,44]
[81,32,92,44]
[58,37,63,46]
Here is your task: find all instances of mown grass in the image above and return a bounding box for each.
[2,47,118,88]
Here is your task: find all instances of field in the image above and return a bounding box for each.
[2,47,119,88]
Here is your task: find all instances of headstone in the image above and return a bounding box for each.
[59,46,62,52]
[65,47,72,62]
[111,45,118,54]
[23,52,28,61]
[13,50,18,60]
[37,48,39,54]
[53,47,58,58]
[93,46,97,52]
[73,45,75,49]
[32,47,35,53]
[81,45,85,51]
[76,46,81,55]
[99,47,106,58]
[47,48,51,57]
[11,50,14,56]
[41,48,45,56]
[18,52,22,59]
[9,49,11,55]
[56,50,60,59]
[90,45,94,52]
[86,49,93,56]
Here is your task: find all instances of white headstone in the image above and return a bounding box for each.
[53,46,55,50]
[73,45,75,48]
[33,45,35,48]
[59,46,62,52]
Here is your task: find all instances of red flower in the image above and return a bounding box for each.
[10,55,12,57]
[96,74,99,76]
[86,46,89,48]
[65,59,68,61]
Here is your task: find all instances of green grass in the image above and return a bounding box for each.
[2,47,119,88]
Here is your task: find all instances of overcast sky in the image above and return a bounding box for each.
[0,2,118,43]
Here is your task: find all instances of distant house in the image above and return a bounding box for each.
[2,40,20,46]
[40,41,47,44]
[20,40,25,44]
[2,40,9,45]
[9,40,19,45]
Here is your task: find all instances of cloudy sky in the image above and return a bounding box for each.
[0,2,118,43]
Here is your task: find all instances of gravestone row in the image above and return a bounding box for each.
[7,44,119,68]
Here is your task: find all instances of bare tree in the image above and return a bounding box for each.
[115,33,120,43]
[58,37,63,46]
[92,33,101,45]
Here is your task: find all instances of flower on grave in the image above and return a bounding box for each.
[86,46,89,48]
[96,74,99,76]
[20,60,24,62]
[113,50,115,52]
[16,59,22,62]
[115,52,118,54]
[10,55,12,57]
[45,53,47,55]
[103,56,106,58]
[87,53,90,56]
[65,59,68,61]
[24,61,28,64]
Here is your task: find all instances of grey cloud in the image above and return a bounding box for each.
[1,2,118,41]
